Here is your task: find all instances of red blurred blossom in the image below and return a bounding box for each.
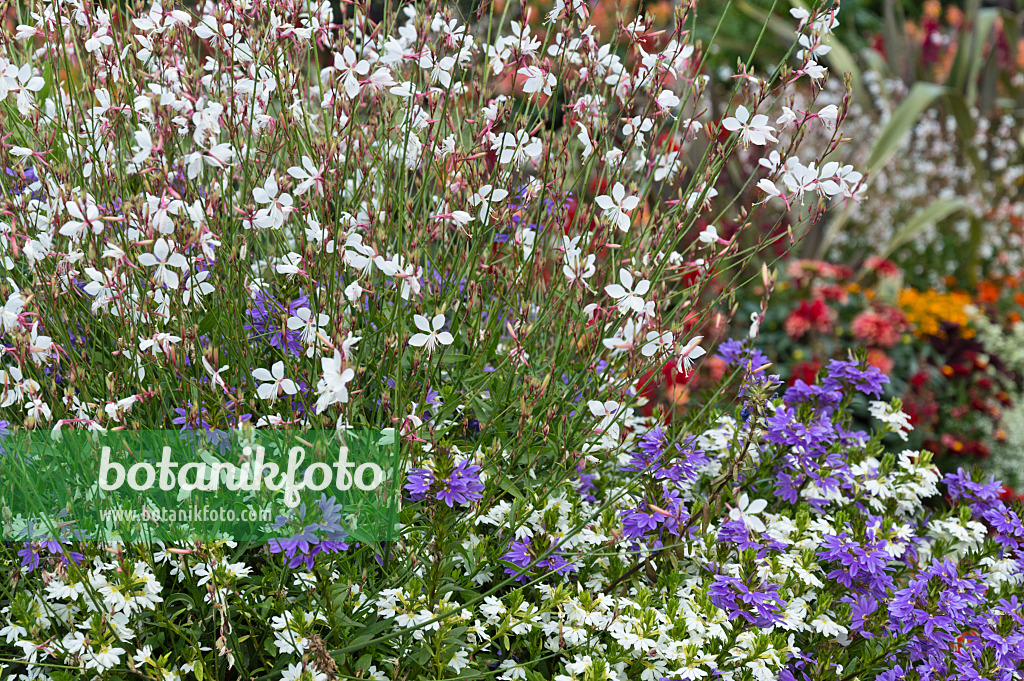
[783,298,835,339]
[789,360,821,386]
[706,356,727,382]
[864,255,900,278]
[851,307,906,348]
[818,283,850,304]
[1000,485,1023,503]
[866,348,894,375]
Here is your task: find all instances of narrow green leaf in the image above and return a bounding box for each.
[866,82,947,172]
[878,198,970,260]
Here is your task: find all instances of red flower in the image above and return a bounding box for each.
[789,360,821,386]
[783,298,835,339]
[864,255,900,278]
[851,308,905,348]
[866,348,893,375]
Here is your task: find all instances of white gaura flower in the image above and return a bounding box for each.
[25,397,51,421]
[182,269,214,306]
[602,317,641,355]
[698,225,719,246]
[604,268,650,315]
[685,184,718,213]
[595,182,640,232]
[517,65,556,95]
[59,199,102,241]
[468,184,509,222]
[0,291,24,333]
[286,155,324,195]
[138,238,187,289]
[576,123,593,160]
[676,335,706,375]
[782,161,819,201]
[588,399,620,434]
[288,307,329,356]
[409,313,454,354]
[561,235,596,284]
[776,107,799,128]
[729,493,768,534]
[315,350,356,414]
[494,131,542,168]
[817,104,839,133]
[721,105,777,146]
[202,357,229,392]
[418,48,456,89]
[129,126,153,168]
[252,172,294,229]
[253,361,297,401]
[28,321,53,365]
[641,330,673,357]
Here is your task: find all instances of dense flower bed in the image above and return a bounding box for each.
[1,0,1022,680]
[734,257,1024,492]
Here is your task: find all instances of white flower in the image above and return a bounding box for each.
[60,199,102,241]
[138,238,187,289]
[182,269,214,306]
[722,105,777,146]
[698,225,719,246]
[25,397,51,421]
[518,65,556,95]
[641,330,674,357]
[790,7,810,28]
[729,493,768,534]
[657,88,680,110]
[1,291,25,333]
[817,104,839,133]
[869,400,914,441]
[468,184,509,222]
[605,268,650,315]
[494,131,543,168]
[286,156,324,195]
[315,350,356,414]
[776,107,799,128]
[804,61,827,79]
[202,357,229,392]
[810,613,848,638]
[130,127,153,167]
[419,49,456,88]
[576,123,593,159]
[252,172,294,229]
[253,362,297,402]
[561,235,596,284]
[595,182,640,232]
[676,335,706,374]
[85,644,125,672]
[288,307,329,355]
[409,314,454,354]
[282,663,327,681]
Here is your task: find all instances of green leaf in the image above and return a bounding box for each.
[492,473,525,501]
[947,6,999,106]
[877,198,971,260]
[441,353,471,365]
[866,82,947,173]
[197,311,218,335]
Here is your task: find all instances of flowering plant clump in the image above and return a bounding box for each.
[3,0,1023,679]
[736,256,1024,481]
